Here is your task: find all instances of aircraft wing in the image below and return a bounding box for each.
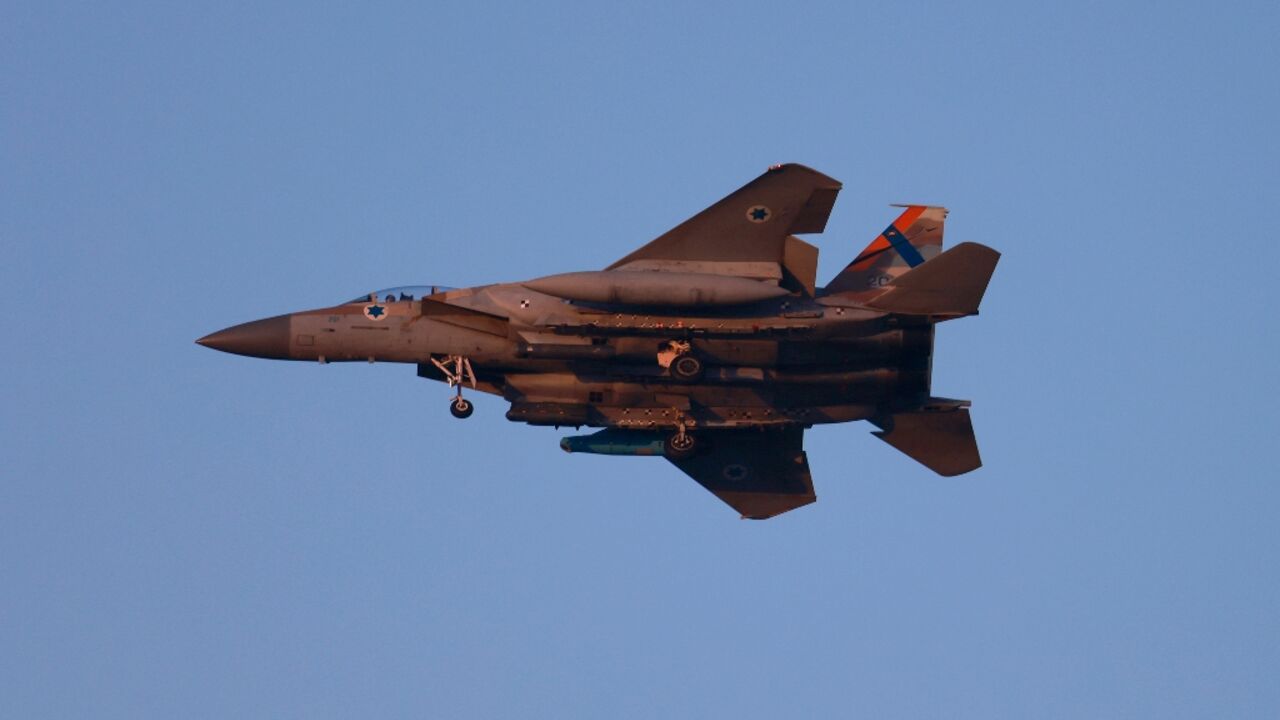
[608,164,841,281]
[668,427,816,519]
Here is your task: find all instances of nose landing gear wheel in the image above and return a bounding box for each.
[664,431,697,459]
[670,354,704,382]
[450,397,474,419]
[433,355,478,419]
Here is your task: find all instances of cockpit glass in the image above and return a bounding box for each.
[345,285,454,304]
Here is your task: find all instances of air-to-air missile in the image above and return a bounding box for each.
[198,164,999,519]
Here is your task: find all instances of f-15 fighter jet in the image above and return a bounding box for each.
[198,164,999,519]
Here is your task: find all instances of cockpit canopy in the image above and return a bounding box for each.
[346,285,455,304]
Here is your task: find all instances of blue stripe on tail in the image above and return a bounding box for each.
[883,225,925,267]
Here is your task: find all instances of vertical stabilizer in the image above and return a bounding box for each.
[825,205,947,296]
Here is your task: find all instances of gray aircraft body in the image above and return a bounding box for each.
[198,164,1000,519]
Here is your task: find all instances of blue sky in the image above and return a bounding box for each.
[4,1,1279,717]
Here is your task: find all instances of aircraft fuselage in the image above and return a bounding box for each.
[198,282,932,431]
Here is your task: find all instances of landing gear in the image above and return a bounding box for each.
[658,340,703,382]
[432,355,477,420]
[450,396,474,419]
[664,429,697,459]
[663,414,698,459]
[670,354,704,382]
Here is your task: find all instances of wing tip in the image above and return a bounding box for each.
[766,162,843,188]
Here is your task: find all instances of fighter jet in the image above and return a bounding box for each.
[198,164,999,519]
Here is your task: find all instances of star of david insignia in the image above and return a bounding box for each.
[722,463,749,482]
[363,304,387,320]
[746,205,771,223]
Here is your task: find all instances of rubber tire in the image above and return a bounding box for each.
[450,397,474,419]
[664,432,697,459]
[670,354,704,382]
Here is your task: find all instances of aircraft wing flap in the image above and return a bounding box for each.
[669,427,816,519]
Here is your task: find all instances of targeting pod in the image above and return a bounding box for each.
[560,429,667,456]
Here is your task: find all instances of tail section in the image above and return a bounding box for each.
[864,242,1000,317]
[825,205,948,295]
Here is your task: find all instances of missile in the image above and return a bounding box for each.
[524,270,790,307]
[560,429,667,456]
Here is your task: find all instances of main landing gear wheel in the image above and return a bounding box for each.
[670,354,704,382]
[664,431,697,459]
[450,396,474,419]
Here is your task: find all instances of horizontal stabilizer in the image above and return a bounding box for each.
[865,242,1000,317]
[870,408,982,476]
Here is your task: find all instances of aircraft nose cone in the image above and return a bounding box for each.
[197,315,292,359]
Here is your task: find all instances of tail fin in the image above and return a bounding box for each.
[864,242,1000,317]
[870,406,982,476]
[824,205,947,295]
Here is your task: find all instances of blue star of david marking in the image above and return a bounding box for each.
[750,206,769,221]
[366,304,385,318]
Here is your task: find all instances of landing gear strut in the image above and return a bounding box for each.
[664,430,697,459]
[663,415,698,459]
[431,355,477,420]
